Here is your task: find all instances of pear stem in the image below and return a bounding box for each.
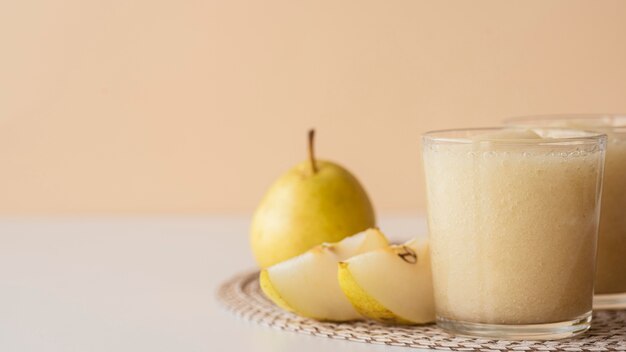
[308,129,318,173]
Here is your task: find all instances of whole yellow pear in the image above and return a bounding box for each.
[250,130,376,268]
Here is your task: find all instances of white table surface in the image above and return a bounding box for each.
[0,215,429,352]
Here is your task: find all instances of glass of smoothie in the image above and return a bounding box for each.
[422,127,607,340]
[505,115,626,310]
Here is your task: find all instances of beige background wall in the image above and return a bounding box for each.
[1,0,626,214]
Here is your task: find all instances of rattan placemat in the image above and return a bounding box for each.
[216,270,626,351]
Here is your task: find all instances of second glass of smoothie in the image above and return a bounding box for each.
[506,115,626,309]
[422,127,606,340]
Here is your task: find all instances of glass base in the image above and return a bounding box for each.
[594,292,626,309]
[436,312,591,340]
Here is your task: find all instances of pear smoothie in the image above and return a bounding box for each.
[422,128,606,339]
[596,139,626,297]
[506,115,626,308]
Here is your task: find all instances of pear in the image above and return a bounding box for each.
[251,130,375,268]
[260,228,388,321]
[338,238,435,324]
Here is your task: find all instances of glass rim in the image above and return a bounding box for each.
[422,127,607,146]
[504,113,626,131]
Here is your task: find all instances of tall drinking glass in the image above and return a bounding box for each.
[505,115,626,309]
[422,127,606,340]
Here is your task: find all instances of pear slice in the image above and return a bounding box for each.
[338,238,435,324]
[259,228,388,321]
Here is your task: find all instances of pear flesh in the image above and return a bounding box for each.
[251,159,375,268]
[338,238,435,324]
[260,228,388,321]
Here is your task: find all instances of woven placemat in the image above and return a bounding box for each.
[216,270,626,351]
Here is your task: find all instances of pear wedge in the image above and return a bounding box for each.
[338,238,435,324]
[259,228,388,321]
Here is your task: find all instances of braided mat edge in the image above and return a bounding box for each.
[216,270,626,351]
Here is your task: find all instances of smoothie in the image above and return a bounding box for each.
[506,115,626,306]
[596,139,626,294]
[423,129,606,330]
